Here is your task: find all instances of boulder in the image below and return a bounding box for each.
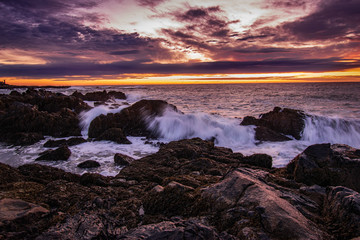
[241,107,306,140]
[44,137,87,148]
[286,143,360,192]
[0,198,49,223]
[77,160,100,169]
[254,126,292,142]
[201,168,326,239]
[4,132,44,146]
[95,128,131,144]
[114,153,135,166]
[35,145,71,161]
[0,89,88,145]
[242,153,272,169]
[323,186,360,239]
[88,99,178,138]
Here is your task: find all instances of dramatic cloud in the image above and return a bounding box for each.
[0,0,359,83]
[283,0,360,40]
[1,58,359,78]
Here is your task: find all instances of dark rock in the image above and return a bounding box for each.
[36,212,128,240]
[114,153,135,166]
[4,132,44,146]
[0,163,25,184]
[241,107,306,140]
[72,90,126,102]
[88,99,178,138]
[254,126,292,142]
[17,164,80,184]
[0,89,88,145]
[201,168,326,239]
[242,153,273,169]
[36,145,71,161]
[0,198,49,223]
[241,116,259,126]
[44,137,86,148]
[95,128,132,144]
[118,218,236,240]
[77,160,100,169]
[323,186,360,239]
[286,143,360,192]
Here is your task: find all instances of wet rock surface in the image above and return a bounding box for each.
[44,137,87,148]
[286,143,360,192]
[241,107,307,140]
[0,138,359,239]
[0,89,90,145]
[77,160,101,169]
[35,145,71,161]
[89,99,179,138]
[114,153,135,166]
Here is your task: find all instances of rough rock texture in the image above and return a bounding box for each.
[0,89,90,145]
[254,126,292,142]
[323,186,360,239]
[35,145,71,161]
[44,137,87,148]
[77,160,100,169]
[242,153,272,169]
[286,143,360,192]
[88,99,178,138]
[241,107,307,140]
[1,138,360,239]
[0,198,49,223]
[95,128,132,144]
[114,153,135,166]
[201,168,325,239]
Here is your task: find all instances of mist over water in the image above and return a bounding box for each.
[1,82,359,175]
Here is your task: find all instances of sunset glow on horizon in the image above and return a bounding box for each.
[1,0,359,85]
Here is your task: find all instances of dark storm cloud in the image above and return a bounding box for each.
[237,34,274,41]
[136,0,166,8]
[1,58,359,78]
[109,50,140,55]
[264,0,309,8]
[234,47,290,53]
[176,6,221,21]
[0,0,172,62]
[283,0,360,40]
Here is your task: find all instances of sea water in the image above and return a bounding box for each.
[1,82,359,176]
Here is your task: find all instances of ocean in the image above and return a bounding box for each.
[1,82,360,176]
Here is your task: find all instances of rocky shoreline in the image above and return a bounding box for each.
[0,89,360,239]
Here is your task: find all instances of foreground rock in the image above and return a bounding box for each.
[286,143,360,192]
[89,99,178,138]
[95,128,131,144]
[241,107,307,140]
[36,145,71,161]
[0,139,359,239]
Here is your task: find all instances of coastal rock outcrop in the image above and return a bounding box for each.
[89,99,178,138]
[286,143,360,192]
[0,89,90,145]
[95,128,131,144]
[77,160,101,169]
[0,138,360,239]
[241,107,307,140]
[71,90,126,102]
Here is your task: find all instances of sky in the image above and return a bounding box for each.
[0,0,360,85]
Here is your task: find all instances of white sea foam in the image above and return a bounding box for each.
[147,108,256,148]
[79,104,127,136]
[302,116,360,148]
